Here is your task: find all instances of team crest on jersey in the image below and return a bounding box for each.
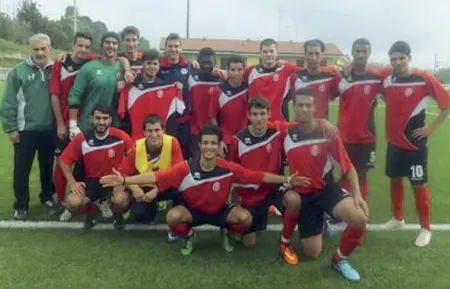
[244,137,252,145]
[319,84,325,92]
[364,85,371,95]
[405,88,413,96]
[302,75,308,82]
[88,139,94,145]
[193,172,201,180]
[226,90,232,96]
[108,149,115,158]
[292,134,298,141]
[157,90,164,98]
[212,182,221,192]
[273,73,279,82]
[258,67,264,73]
[137,83,144,90]
[67,66,73,72]
[194,74,199,80]
[181,68,188,75]
[266,143,272,153]
[311,144,320,156]
[96,69,102,75]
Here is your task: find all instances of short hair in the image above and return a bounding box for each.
[73,32,93,45]
[142,49,161,62]
[389,41,411,57]
[165,33,181,46]
[29,33,51,47]
[352,38,371,51]
[142,114,164,130]
[227,54,246,68]
[248,96,270,112]
[121,26,140,40]
[292,87,315,104]
[260,38,277,51]
[91,105,113,116]
[198,47,215,60]
[199,124,222,143]
[303,39,325,53]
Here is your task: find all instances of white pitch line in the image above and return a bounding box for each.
[0,220,450,231]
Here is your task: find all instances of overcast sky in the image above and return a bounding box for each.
[1,0,449,68]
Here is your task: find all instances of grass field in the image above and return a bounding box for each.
[1,81,450,288]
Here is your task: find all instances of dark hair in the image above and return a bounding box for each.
[292,87,315,104]
[198,47,215,60]
[91,105,113,116]
[260,38,277,51]
[304,39,325,53]
[352,38,371,51]
[389,41,411,56]
[248,96,270,112]
[165,33,181,46]
[199,124,222,143]
[142,49,161,62]
[142,114,164,130]
[227,54,246,68]
[73,32,93,44]
[121,26,140,40]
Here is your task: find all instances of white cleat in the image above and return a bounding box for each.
[382,218,405,229]
[415,229,432,247]
[59,209,73,222]
[96,200,113,218]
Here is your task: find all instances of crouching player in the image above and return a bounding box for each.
[101,125,310,255]
[280,88,369,281]
[59,105,134,230]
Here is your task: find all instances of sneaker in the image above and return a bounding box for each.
[332,259,361,281]
[181,233,195,256]
[279,242,299,265]
[41,199,56,209]
[95,200,113,218]
[59,209,73,222]
[113,214,126,231]
[415,228,432,247]
[222,230,234,253]
[83,215,97,231]
[167,231,180,244]
[323,220,335,239]
[13,209,28,220]
[50,202,65,216]
[269,205,282,217]
[382,217,405,229]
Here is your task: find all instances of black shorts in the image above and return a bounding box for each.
[129,188,181,223]
[344,142,376,172]
[83,178,113,202]
[385,143,428,185]
[54,137,70,156]
[187,204,235,228]
[243,190,275,234]
[298,183,352,239]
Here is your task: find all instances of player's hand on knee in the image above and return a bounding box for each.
[143,188,158,203]
[133,188,145,202]
[353,195,369,219]
[288,172,311,187]
[70,181,86,197]
[113,186,125,196]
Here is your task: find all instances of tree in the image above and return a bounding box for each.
[139,37,150,50]
[435,68,450,84]
[17,0,47,33]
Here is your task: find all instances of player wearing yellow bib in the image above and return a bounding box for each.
[117,114,184,229]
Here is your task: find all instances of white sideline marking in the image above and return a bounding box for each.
[1,220,450,231]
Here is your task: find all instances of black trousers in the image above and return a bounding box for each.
[129,188,181,223]
[13,130,55,210]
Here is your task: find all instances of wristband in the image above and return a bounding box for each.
[122,176,127,186]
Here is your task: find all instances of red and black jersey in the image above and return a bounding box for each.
[338,68,383,144]
[246,63,299,121]
[119,51,143,76]
[59,128,134,179]
[188,70,221,135]
[209,82,248,144]
[291,67,342,119]
[155,158,265,215]
[284,125,352,194]
[118,80,184,140]
[229,121,289,207]
[383,70,450,150]
[49,55,89,125]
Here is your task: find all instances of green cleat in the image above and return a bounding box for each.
[181,233,195,256]
[222,230,234,253]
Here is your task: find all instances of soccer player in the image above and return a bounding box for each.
[382,41,450,247]
[246,38,299,121]
[68,31,126,136]
[0,33,56,219]
[188,47,221,155]
[118,115,183,228]
[210,54,248,156]
[337,38,383,200]
[291,39,342,119]
[118,49,184,140]
[59,105,134,230]
[120,25,143,76]
[281,88,368,281]
[100,125,310,255]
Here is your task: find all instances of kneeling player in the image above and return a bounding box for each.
[101,125,310,255]
[59,106,134,230]
[280,88,369,281]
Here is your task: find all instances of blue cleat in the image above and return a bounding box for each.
[323,220,335,239]
[332,259,360,281]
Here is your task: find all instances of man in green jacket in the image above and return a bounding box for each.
[0,33,56,220]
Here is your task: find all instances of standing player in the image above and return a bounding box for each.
[120,26,143,76]
[118,49,184,140]
[291,39,342,119]
[210,54,248,156]
[59,106,134,230]
[382,41,450,247]
[246,38,299,121]
[337,38,383,200]
[281,88,368,281]
[100,125,310,255]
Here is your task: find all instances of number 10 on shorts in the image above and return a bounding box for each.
[410,165,424,180]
